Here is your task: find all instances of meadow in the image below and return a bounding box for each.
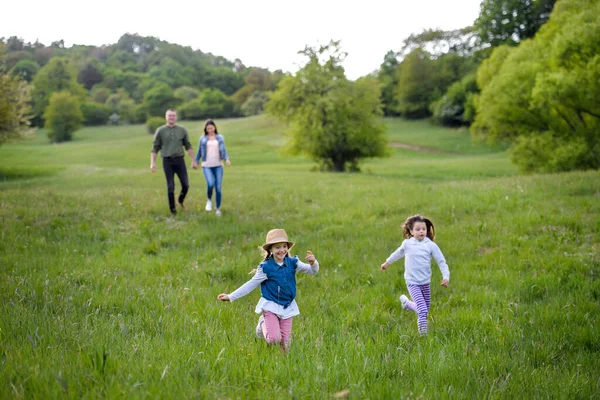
[1,116,599,399]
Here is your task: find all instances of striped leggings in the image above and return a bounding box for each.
[405,284,431,335]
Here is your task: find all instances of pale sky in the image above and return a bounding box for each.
[3,0,483,80]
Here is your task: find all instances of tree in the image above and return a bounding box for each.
[174,86,200,103]
[44,91,83,143]
[10,59,40,82]
[431,73,479,126]
[81,101,111,126]
[394,48,436,118]
[105,89,136,122]
[400,27,481,58]
[201,67,245,95]
[267,41,388,172]
[0,73,34,145]
[475,0,557,46]
[377,51,400,116]
[77,61,103,89]
[179,88,236,120]
[31,57,86,124]
[90,87,111,104]
[241,90,270,116]
[471,0,600,172]
[148,57,194,88]
[142,82,178,116]
[232,67,276,105]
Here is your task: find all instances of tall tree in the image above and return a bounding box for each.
[471,0,600,172]
[0,73,33,145]
[31,57,86,123]
[142,82,178,117]
[77,61,103,89]
[475,0,556,46]
[267,41,387,172]
[378,50,400,116]
[10,59,40,82]
[394,48,436,118]
[44,91,83,143]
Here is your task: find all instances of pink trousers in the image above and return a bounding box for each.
[262,310,293,346]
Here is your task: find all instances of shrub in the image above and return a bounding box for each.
[146,116,165,134]
[44,91,83,143]
[81,101,111,126]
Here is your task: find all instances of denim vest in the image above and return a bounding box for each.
[260,255,298,309]
[195,134,229,163]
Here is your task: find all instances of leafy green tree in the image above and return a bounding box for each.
[106,89,136,122]
[44,91,83,143]
[179,88,236,120]
[146,116,165,134]
[241,90,270,116]
[142,82,178,117]
[81,101,111,126]
[267,41,387,172]
[232,67,276,105]
[90,87,111,104]
[0,73,33,145]
[471,0,600,172]
[106,50,139,72]
[394,48,436,118]
[148,57,194,88]
[174,86,200,103]
[475,0,556,46]
[202,67,244,95]
[10,59,40,82]
[431,73,479,126]
[31,57,86,124]
[77,61,103,89]
[133,104,150,124]
[400,27,481,58]
[0,42,6,72]
[377,51,400,116]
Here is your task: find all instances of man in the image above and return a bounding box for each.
[150,109,198,215]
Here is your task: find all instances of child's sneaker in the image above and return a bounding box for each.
[399,294,409,310]
[205,200,212,211]
[255,315,264,339]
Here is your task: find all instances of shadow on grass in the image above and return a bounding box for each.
[0,166,63,181]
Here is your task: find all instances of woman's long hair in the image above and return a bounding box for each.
[204,119,219,136]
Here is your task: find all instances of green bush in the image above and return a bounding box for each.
[431,73,478,127]
[179,89,237,120]
[511,132,599,173]
[81,101,111,126]
[146,116,165,135]
[132,104,149,124]
[44,91,83,143]
[241,90,270,116]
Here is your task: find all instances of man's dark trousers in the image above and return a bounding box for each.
[162,156,189,213]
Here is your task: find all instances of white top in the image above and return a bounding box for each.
[228,259,319,319]
[202,139,221,167]
[386,237,450,285]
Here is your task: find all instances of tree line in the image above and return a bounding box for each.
[1,0,598,173]
[0,33,281,135]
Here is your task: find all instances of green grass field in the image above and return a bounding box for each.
[1,116,599,399]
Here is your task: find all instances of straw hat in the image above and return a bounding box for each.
[261,229,295,251]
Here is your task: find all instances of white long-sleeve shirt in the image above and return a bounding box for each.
[386,237,449,285]
[228,259,319,319]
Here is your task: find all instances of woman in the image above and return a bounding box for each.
[194,120,231,216]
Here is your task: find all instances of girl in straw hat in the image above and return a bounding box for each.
[217,229,319,350]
